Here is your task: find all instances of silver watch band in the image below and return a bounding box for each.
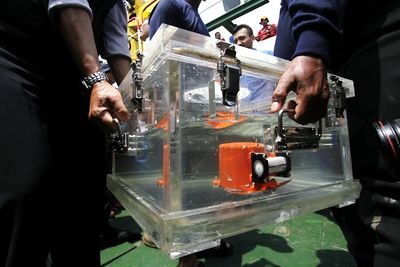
[81,71,107,90]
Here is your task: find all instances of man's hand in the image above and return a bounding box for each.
[55,8,130,132]
[270,55,330,125]
[89,81,130,132]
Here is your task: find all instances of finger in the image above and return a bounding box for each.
[114,106,130,122]
[286,100,297,121]
[99,111,118,133]
[294,101,309,125]
[294,98,325,124]
[295,85,330,124]
[89,106,117,133]
[270,73,293,113]
[110,97,130,122]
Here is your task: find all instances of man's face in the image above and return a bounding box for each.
[234,28,254,49]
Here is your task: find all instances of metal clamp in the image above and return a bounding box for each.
[110,118,129,153]
[131,53,144,113]
[216,41,242,107]
[329,75,346,118]
[275,110,322,150]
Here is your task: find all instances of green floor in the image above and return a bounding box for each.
[101,209,356,267]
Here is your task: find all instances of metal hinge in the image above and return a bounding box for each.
[216,41,242,107]
[131,53,143,113]
[110,118,129,153]
[329,75,346,118]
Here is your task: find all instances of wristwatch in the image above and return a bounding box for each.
[81,71,107,90]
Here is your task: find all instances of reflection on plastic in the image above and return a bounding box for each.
[206,111,247,129]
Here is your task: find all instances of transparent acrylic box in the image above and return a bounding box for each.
[108,24,360,259]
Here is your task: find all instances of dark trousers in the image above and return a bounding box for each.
[0,44,106,267]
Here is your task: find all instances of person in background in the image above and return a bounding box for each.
[214,31,225,41]
[255,16,276,41]
[233,24,273,55]
[232,24,273,108]
[233,24,256,49]
[271,1,400,266]
[0,0,130,266]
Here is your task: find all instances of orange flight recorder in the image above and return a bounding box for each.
[213,142,291,194]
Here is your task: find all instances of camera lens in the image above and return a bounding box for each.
[372,119,400,179]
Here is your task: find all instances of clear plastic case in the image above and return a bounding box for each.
[108,24,360,259]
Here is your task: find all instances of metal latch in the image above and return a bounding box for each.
[131,53,143,113]
[329,75,346,118]
[216,41,242,107]
[274,110,322,150]
[110,118,129,153]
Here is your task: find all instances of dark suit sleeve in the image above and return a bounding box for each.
[275,0,346,66]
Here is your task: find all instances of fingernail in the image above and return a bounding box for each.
[270,102,279,112]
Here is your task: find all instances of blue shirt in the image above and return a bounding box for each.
[48,0,130,60]
[273,0,345,67]
[237,49,272,107]
[149,0,209,39]
[101,0,131,60]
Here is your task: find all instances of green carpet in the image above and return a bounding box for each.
[101,209,356,267]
